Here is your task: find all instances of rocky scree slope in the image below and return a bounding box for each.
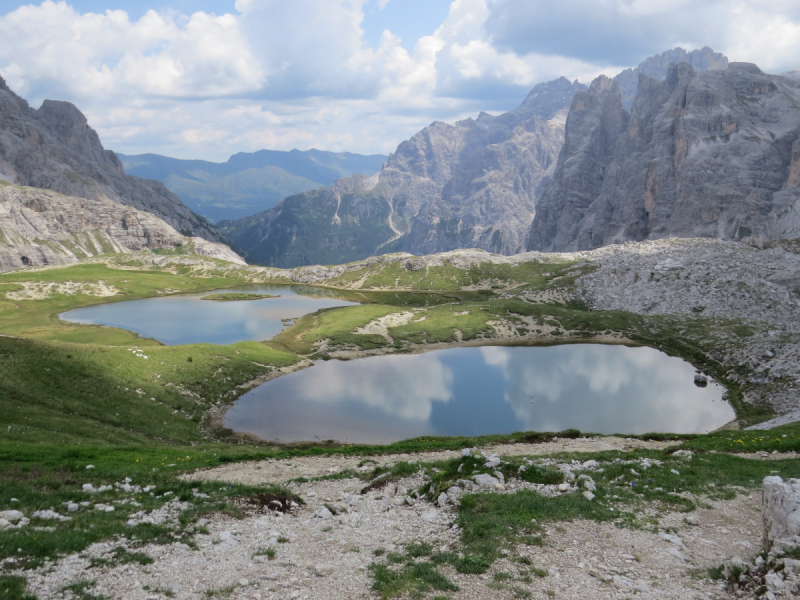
[0,184,243,272]
[529,61,800,252]
[0,74,224,244]
[219,77,585,267]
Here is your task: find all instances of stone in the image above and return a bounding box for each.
[583,491,595,501]
[212,531,237,545]
[314,564,335,577]
[765,572,784,592]
[685,514,701,526]
[82,484,94,493]
[762,476,800,552]
[0,511,24,523]
[557,483,570,492]
[694,374,708,386]
[473,473,501,488]
[0,519,9,531]
[420,509,438,521]
[437,493,448,507]
[315,506,333,520]
[659,533,685,548]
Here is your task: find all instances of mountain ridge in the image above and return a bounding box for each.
[0,75,224,244]
[118,149,387,222]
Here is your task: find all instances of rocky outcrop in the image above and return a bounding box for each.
[0,74,224,243]
[762,476,800,554]
[529,62,800,252]
[221,77,585,267]
[0,184,242,272]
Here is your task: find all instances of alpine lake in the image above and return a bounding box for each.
[62,285,734,444]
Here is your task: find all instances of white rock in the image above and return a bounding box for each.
[421,509,438,521]
[437,493,448,507]
[315,564,335,577]
[762,476,800,552]
[659,533,685,548]
[0,519,9,531]
[557,483,570,492]
[82,484,95,493]
[315,506,333,520]
[685,514,701,526]
[461,448,475,457]
[0,510,24,523]
[67,503,79,513]
[583,491,595,501]
[86,465,95,469]
[473,473,500,488]
[765,572,784,592]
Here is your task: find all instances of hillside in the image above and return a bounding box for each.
[119,149,387,222]
[0,183,242,271]
[0,75,224,243]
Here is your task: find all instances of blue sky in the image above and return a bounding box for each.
[0,1,798,160]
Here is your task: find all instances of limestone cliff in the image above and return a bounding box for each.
[529,62,800,252]
[0,75,224,243]
[0,184,243,272]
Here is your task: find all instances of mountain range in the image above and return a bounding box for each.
[222,46,779,267]
[118,149,387,223]
[219,76,585,267]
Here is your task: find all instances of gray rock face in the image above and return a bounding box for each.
[0,184,242,272]
[222,77,584,267]
[529,62,800,252]
[614,46,728,108]
[0,74,223,243]
[762,476,800,553]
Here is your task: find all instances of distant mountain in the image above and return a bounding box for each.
[0,75,223,243]
[219,77,584,267]
[118,149,387,222]
[614,46,728,108]
[528,62,800,252]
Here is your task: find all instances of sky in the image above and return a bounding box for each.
[0,1,799,161]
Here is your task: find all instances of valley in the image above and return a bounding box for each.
[0,31,799,600]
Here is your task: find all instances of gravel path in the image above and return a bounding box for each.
[19,439,779,600]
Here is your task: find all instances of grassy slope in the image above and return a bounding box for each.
[0,252,798,598]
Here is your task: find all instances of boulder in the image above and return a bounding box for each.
[762,476,800,553]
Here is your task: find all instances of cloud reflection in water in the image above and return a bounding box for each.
[227,344,734,444]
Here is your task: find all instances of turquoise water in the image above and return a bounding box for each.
[60,285,358,345]
[225,344,732,444]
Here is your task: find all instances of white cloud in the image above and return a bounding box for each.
[1,0,799,160]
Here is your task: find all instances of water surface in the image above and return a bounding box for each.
[61,285,358,345]
[225,344,732,443]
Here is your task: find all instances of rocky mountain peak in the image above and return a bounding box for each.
[528,58,800,252]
